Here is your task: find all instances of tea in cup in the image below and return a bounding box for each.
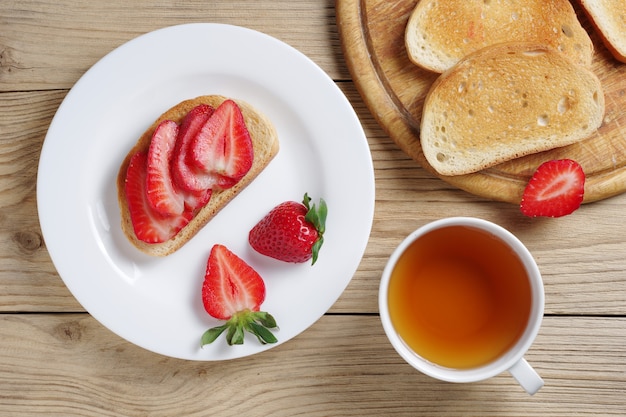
[379,217,544,395]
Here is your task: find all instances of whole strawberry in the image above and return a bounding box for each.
[249,193,327,265]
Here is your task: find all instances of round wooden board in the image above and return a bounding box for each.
[337,0,626,204]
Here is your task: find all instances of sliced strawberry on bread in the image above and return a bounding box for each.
[200,244,278,346]
[117,95,279,257]
[146,118,213,215]
[125,152,193,243]
[190,99,254,190]
[171,103,215,193]
[146,120,185,216]
[520,159,585,218]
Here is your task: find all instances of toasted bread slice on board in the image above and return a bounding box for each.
[420,42,605,176]
[406,0,594,73]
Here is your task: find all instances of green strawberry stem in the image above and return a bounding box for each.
[201,310,278,347]
[303,193,327,265]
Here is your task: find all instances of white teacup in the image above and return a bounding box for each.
[379,217,544,395]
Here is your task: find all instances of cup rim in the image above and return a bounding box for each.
[378,217,545,383]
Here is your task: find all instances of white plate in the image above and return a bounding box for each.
[37,23,375,360]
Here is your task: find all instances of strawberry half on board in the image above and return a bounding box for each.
[249,193,327,265]
[520,159,585,218]
[200,244,278,346]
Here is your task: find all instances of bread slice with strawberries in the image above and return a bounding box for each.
[420,42,605,176]
[405,0,594,73]
[117,95,279,256]
[579,0,626,63]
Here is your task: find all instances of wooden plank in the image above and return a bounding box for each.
[3,88,626,314]
[0,314,624,416]
[1,2,624,416]
[0,90,82,312]
[0,0,349,91]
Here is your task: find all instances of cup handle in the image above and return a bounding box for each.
[508,358,544,395]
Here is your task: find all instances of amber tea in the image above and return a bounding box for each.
[387,225,532,369]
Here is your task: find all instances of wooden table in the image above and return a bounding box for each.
[1,1,625,415]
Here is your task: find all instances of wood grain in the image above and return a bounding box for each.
[1,1,626,415]
[337,0,626,203]
[0,0,350,91]
[3,85,626,315]
[0,90,82,312]
[0,314,624,416]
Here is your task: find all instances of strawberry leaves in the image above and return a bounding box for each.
[303,193,327,265]
[201,310,278,346]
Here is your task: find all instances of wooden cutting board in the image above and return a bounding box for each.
[337,0,626,204]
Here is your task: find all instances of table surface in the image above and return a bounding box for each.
[1,1,625,415]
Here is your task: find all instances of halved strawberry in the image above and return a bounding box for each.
[190,100,254,190]
[171,104,215,193]
[125,152,193,243]
[520,159,585,218]
[200,244,278,346]
[146,120,185,216]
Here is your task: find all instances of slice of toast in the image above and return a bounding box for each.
[579,0,626,63]
[420,42,605,176]
[405,0,594,73]
[117,95,279,256]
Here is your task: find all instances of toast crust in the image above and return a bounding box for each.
[406,0,594,73]
[117,95,279,256]
[420,42,605,176]
[579,0,626,63]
